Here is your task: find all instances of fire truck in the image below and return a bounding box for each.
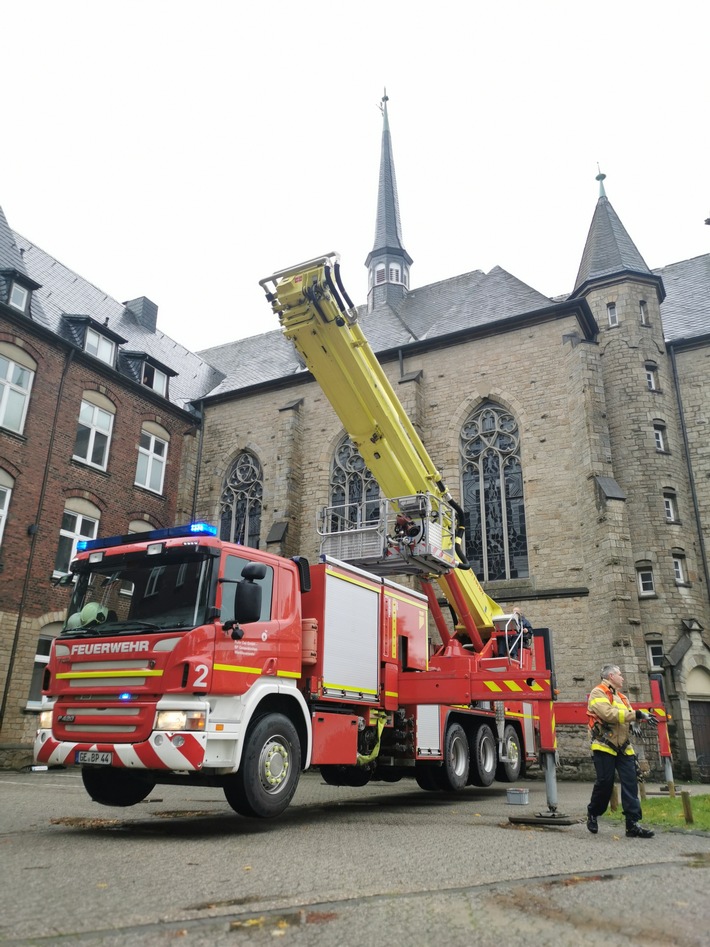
[35,254,672,818]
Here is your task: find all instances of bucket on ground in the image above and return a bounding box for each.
[506,788,529,805]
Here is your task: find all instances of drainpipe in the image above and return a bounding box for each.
[669,345,710,603]
[190,400,205,522]
[0,347,75,725]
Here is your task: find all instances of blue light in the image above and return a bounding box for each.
[76,522,218,553]
[118,692,133,701]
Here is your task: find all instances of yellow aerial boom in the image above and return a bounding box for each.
[260,253,504,646]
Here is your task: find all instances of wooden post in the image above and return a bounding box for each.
[610,785,619,811]
[639,780,647,800]
[681,790,694,825]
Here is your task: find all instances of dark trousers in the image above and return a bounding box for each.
[588,750,642,826]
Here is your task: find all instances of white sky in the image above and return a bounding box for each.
[2,1,708,354]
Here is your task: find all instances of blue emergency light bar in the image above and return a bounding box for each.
[76,522,218,553]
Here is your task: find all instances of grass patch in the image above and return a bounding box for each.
[604,788,710,831]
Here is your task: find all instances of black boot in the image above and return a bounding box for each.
[626,822,654,838]
[587,810,598,834]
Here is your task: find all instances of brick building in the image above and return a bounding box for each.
[0,205,223,766]
[194,101,710,777]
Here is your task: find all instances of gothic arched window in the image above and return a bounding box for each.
[220,451,263,547]
[330,436,380,530]
[460,401,528,581]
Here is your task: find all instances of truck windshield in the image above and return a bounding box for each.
[62,553,212,635]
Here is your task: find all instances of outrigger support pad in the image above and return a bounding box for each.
[508,749,575,827]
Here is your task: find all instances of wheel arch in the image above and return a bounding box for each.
[237,683,311,771]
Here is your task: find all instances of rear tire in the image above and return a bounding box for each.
[468,723,496,787]
[495,724,523,782]
[224,713,301,818]
[82,767,155,807]
[435,722,469,791]
[414,763,440,791]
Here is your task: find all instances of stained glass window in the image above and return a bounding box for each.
[220,451,263,547]
[460,401,528,581]
[329,436,380,531]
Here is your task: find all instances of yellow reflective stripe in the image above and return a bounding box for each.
[484,679,547,693]
[385,691,398,699]
[324,682,378,695]
[589,696,612,706]
[325,567,380,593]
[618,708,626,723]
[56,669,163,679]
[214,663,301,680]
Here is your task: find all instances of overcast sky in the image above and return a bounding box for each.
[2,1,707,354]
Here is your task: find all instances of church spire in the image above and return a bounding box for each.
[365,91,412,311]
[572,171,664,301]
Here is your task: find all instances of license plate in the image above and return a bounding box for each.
[76,750,113,765]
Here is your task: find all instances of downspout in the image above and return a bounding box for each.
[0,347,75,725]
[669,345,710,602]
[190,400,205,522]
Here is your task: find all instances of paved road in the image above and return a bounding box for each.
[1,768,709,946]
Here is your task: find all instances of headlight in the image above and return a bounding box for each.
[155,710,206,731]
[39,710,53,729]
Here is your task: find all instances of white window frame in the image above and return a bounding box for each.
[637,567,655,596]
[375,266,386,285]
[142,363,168,397]
[639,300,650,326]
[645,364,659,391]
[0,481,11,545]
[9,282,29,312]
[672,555,687,585]
[389,264,401,283]
[135,430,168,494]
[653,424,666,452]
[26,633,57,709]
[0,352,34,434]
[607,302,618,327]
[663,492,677,522]
[647,642,664,669]
[73,399,114,470]
[53,509,99,576]
[84,327,116,366]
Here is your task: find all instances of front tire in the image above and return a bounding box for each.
[224,713,301,818]
[495,724,523,782]
[82,767,155,807]
[468,723,496,787]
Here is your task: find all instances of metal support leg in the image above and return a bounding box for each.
[543,750,558,813]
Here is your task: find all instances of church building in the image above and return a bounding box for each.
[195,99,710,777]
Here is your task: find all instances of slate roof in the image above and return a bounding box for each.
[199,265,562,398]
[366,98,412,267]
[573,195,654,295]
[6,226,225,411]
[655,254,710,344]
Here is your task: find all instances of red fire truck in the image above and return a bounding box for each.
[35,255,672,818]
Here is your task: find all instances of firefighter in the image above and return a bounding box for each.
[586,664,658,838]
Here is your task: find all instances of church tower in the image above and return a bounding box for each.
[571,174,705,708]
[365,93,413,313]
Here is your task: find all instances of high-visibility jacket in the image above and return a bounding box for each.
[587,680,636,756]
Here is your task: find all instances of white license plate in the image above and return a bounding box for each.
[76,750,113,765]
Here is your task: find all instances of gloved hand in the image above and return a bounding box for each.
[635,709,658,727]
[630,722,643,738]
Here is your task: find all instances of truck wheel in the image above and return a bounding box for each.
[320,765,371,787]
[81,767,155,807]
[414,763,440,791]
[495,724,523,782]
[435,722,469,791]
[468,723,496,787]
[224,713,301,818]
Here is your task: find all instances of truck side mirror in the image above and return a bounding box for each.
[233,562,266,625]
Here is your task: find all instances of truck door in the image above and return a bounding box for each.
[213,554,284,694]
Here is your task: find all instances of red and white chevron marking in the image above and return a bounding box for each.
[34,732,206,770]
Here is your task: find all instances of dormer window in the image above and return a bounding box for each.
[9,282,29,313]
[84,327,116,366]
[142,363,167,396]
